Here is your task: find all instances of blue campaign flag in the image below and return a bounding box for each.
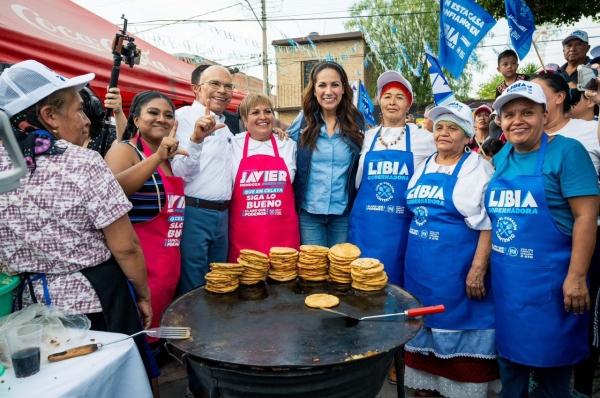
[438,0,497,80]
[425,44,457,106]
[505,0,536,60]
[358,81,376,126]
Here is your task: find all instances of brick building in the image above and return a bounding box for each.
[271,32,372,124]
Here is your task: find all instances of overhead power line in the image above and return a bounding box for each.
[127,11,438,25]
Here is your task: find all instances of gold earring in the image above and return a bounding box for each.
[52,129,59,138]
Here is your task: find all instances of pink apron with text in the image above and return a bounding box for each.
[228,133,300,261]
[133,138,185,331]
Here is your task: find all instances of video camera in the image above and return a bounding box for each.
[100,15,140,155]
[110,15,141,68]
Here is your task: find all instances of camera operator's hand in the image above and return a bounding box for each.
[155,121,190,160]
[105,87,128,142]
[190,98,226,144]
[104,87,123,115]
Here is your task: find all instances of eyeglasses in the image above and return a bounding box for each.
[475,114,490,119]
[201,80,234,92]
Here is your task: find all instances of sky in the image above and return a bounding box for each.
[73,0,600,97]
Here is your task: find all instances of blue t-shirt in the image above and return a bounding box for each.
[288,113,353,215]
[493,135,599,235]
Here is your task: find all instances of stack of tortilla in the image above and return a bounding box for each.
[297,245,330,281]
[205,263,244,293]
[328,243,361,284]
[238,249,269,285]
[268,247,299,282]
[350,258,388,291]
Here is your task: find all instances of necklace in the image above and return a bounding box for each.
[378,126,405,149]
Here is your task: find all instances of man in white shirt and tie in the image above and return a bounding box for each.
[172,65,233,294]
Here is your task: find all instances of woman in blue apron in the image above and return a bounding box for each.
[348,71,434,288]
[488,80,599,397]
[403,101,500,397]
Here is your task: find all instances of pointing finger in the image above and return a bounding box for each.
[205,98,211,116]
[169,120,178,138]
[175,148,189,157]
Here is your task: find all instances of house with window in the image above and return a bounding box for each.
[272,32,372,124]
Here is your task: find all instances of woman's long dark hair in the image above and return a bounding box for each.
[300,61,364,150]
[531,73,571,115]
[124,91,175,140]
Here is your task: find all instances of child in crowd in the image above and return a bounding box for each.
[495,50,529,98]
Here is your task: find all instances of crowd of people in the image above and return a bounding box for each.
[1,27,600,398]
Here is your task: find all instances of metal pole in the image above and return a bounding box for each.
[261,0,269,94]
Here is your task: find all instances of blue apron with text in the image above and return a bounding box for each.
[485,133,588,367]
[404,153,495,330]
[348,126,414,287]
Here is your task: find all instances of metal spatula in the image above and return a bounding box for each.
[48,326,191,362]
[320,305,445,326]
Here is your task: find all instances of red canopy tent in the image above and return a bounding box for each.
[0,0,244,112]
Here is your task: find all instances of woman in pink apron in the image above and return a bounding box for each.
[228,93,299,261]
[105,91,221,331]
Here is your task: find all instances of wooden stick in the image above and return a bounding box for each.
[474,137,487,157]
[532,40,547,73]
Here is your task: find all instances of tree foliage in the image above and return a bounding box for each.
[345,0,484,111]
[476,62,540,99]
[475,0,600,26]
[476,75,505,99]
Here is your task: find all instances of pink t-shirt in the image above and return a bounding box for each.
[0,142,132,313]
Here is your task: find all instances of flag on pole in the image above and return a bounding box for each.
[425,44,457,106]
[438,0,496,80]
[351,80,376,126]
[505,0,536,60]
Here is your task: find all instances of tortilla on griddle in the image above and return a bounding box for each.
[305,293,340,308]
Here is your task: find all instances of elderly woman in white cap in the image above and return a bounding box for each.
[487,80,599,397]
[403,101,500,397]
[349,71,434,289]
[0,61,156,384]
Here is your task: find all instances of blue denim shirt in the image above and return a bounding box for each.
[288,112,362,215]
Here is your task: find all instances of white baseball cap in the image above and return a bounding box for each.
[0,60,94,117]
[428,101,475,138]
[376,71,413,105]
[493,80,547,112]
[562,30,589,46]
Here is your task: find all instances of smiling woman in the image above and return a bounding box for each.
[287,61,366,248]
[104,91,191,334]
[487,80,599,396]
[228,93,299,261]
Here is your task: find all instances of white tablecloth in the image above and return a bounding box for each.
[0,330,152,397]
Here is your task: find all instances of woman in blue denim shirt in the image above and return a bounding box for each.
[287,61,365,247]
